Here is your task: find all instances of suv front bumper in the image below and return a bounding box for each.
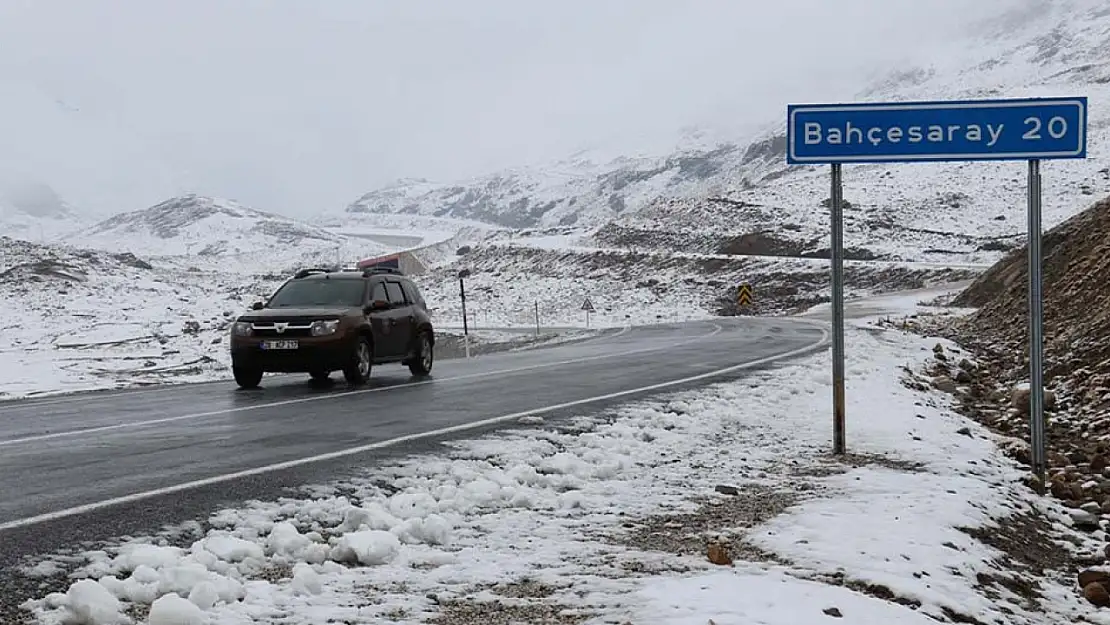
[230,335,352,373]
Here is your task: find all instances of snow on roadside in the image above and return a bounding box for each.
[17,310,1104,624]
[422,240,983,329]
[0,240,604,401]
[0,261,283,401]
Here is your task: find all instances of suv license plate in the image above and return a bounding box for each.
[261,339,299,350]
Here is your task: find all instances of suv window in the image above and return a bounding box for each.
[385,281,406,305]
[268,279,366,308]
[401,279,426,309]
[370,282,387,303]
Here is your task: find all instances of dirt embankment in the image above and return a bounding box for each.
[923,195,1110,605]
[951,195,1110,391]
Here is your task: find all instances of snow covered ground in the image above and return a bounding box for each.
[15,291,1102,625]
[0,233,616,401]
[424,242,982,329]
[0,221,981,400]
[0,237,272,400]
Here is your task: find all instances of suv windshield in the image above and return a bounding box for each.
[267,279,365,308]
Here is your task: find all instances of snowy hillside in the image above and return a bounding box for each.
[321,210,504,264]
[0,235,290,399]
[0,202,84,244]
[69,194,395,273]
[599,0,1110,265]
[0,182,94,243]
[4,0,1106,400]
[344,144,741,230]
[345,0,1109,266]
[75,194,345,256]
[425,243,980,329]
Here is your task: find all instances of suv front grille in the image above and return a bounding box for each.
[251,322,315,338]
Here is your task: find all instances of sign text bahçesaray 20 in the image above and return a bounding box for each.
[787,97,1087,164]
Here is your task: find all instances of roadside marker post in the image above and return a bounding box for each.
[582,297,596,329]
[787,96,1088,482]
[458,269,472,359]
[737,283,753,308]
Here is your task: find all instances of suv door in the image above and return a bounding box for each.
[367,281,402,359]
[384,279,414,357]
[400,278,428,313]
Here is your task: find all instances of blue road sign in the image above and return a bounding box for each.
[787,97,1087,164]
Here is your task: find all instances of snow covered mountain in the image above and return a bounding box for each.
[344,144,744,230]
[344,0,1110,265]
[73,194,340,256]
[4,0,1107,399]
[69,194,394,271]
[0,181,92,242]
[645,0,1110,263]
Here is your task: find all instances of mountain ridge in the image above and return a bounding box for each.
[71,194,388,261]
[339,0,1109,265]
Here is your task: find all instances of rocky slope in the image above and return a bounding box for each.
[897,194,1110,605]
[950,195,1110,389]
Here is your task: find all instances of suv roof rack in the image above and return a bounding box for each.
[292,267,332,279]
[362,266,403,276]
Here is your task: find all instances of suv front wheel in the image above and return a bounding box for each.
[234,365,263,389]
[344,337,373,385]
[408,332,434,377]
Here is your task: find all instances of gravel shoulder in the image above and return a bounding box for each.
[879,293,1110,613]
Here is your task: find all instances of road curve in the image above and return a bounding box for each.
[0,317,826,573]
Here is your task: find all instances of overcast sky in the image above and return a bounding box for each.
[0,0,1021,218]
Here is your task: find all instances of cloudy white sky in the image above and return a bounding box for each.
[0,0,1020,218]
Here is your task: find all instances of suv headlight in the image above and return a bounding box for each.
[311,320,340,336]
[231,321,253,336]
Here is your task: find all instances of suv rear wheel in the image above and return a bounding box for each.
[234,365,263,389]
[408,332,434,377]
[343,337,373,385]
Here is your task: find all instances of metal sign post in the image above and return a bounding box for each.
[1027,159,1046,489]
[582,298,595,328]
[830,163,846,455]
[535,301,541,337]
[786,96,1087,471]
[458,269,472,359]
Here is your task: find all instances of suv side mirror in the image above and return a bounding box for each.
[366,299,390,312]
[251,301,264,310]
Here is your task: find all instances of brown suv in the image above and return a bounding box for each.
[228,267,435,389]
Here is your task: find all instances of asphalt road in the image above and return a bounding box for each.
[0,317,826,578]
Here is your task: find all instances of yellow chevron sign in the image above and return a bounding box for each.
[737,283,753,306]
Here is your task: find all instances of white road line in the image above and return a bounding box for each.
[0,381,220,409]
[0,324,828,532]
[0,323,724,448]
[0,324,639,410]
[571,324,632,345]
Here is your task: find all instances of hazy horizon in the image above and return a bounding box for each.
[0,0,1023,219]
